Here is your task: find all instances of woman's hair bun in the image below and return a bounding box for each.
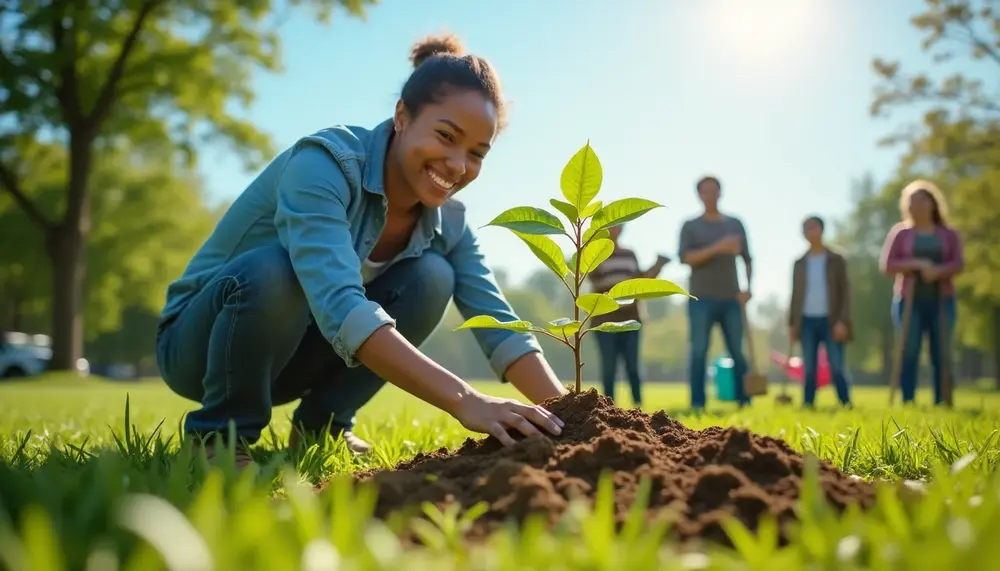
[409,33,465,69]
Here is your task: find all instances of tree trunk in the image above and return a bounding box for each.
[48,226,86,369]
[47,134,93,371]
[11,285,23,332]
[993,307,1000,391]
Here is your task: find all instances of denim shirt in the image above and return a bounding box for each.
[159,118,542,380]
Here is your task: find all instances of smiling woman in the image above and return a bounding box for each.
[153,33,569,469]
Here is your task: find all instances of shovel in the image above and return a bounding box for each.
[775,338,795,405]
[741,301,768,397]
[888,279,915,406]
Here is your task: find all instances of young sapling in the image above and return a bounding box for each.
[457,142,694,393]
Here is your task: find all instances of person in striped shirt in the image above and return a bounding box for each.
[586,224,670,407]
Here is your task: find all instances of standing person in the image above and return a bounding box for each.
[585,224,670,407]
[880,180,964,405]
[788,215,853,408]
[155,34,566,468]
[678,175,753,410]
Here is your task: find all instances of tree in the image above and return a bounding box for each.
[871,0,998,155]
[870,0,1000,387]
[927,131,1000,385]
[0,0,375,370]
[0,139,221,345]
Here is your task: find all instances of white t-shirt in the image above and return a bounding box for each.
[360,258,388,285]
[802,253,829,317]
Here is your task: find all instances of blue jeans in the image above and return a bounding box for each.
[155,244,454,443]
[594,330,642,405]
[892,296,956,405]
[688,298,750,408]
[799,316,852,406]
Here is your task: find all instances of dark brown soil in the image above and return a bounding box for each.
[355,389,877,547]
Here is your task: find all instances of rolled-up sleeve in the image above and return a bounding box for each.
[273,144,395,367]
[447,221,542,381]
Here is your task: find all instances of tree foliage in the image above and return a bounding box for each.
[0,140,221,341]
[0,0,375,368]
[871,0,1000,386]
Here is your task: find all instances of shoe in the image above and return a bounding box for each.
[191,436,254,470]
[288,426,373,454]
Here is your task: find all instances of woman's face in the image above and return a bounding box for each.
[393,89,498,208]
[908,190,935,222]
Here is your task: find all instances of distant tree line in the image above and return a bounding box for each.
[1,1,997,390]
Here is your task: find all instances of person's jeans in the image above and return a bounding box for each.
[687,298,750,409]
[799,316,852,406]
[155,244,454,444]
[892,296,956,405]
[594,330,642,405]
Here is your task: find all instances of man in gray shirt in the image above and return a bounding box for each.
[678,175,753,409]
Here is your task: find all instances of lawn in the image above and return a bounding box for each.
[1,375,999,570]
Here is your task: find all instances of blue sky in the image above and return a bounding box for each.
[198,0,956,310]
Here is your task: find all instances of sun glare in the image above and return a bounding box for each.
[701,0,820,71]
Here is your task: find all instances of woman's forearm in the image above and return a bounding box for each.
[884,258,925,275]
[502,352,567,404]
[355,325,475,416]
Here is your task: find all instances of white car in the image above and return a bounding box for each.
[0,331,91,378]
[0,331,52,378]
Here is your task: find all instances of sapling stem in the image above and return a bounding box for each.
[572,218,584,392]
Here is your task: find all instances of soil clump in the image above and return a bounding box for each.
[356,389,877,546]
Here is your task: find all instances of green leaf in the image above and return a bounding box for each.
[576,293,620,317]
[484,206,566,235]
[560,141,603,210]
[582,227,610,244]
[589,198,663,231]
[455,316,538,333]
[578,238,615,275]
[547,318,583,337]
[587,320,641,333]
[549,199,579,223]
[512,231,570,279]
[607,278,693,300]
[580,201,603,219]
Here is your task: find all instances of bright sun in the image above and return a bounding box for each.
[701,0,821,70]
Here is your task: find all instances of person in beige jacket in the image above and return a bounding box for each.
[787,215,854,408]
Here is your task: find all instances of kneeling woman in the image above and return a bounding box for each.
[156,35,566,466]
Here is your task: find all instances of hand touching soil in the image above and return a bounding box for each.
[454,391,564,446]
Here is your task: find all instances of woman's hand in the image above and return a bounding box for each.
[920,265,942,282]
[907,258,933,271]
[355,327,565,447]
[452,391,564,447]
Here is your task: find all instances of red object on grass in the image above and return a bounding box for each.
[769,348,832,388]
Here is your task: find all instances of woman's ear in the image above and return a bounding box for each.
[393,100,410,133]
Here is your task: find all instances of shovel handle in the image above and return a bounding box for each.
[741,301,760,375]
[889,278,916,406]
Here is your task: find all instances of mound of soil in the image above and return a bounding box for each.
[357,389,877,546]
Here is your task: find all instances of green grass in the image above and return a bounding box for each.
[1,376,999,570]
